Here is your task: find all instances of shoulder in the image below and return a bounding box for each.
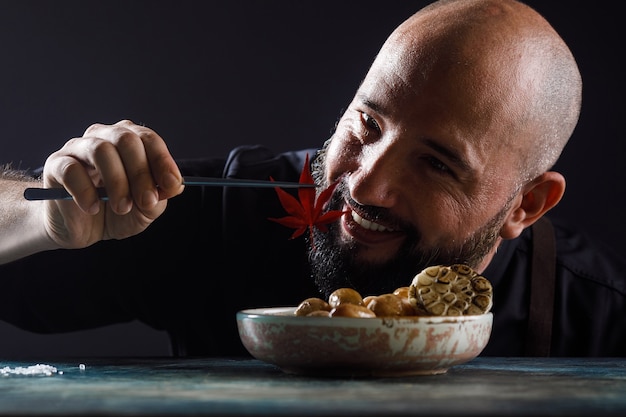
[485,216,626,356]
[223,146,319,181]
[550,216,626,295]
[486,215,625,307]
[174,146,320,181]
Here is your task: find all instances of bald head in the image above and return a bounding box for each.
[376,0,582,182]
[314,0,583,293]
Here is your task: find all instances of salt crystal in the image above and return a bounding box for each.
[0,364,58,376]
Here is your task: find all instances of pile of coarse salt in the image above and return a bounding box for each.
[0,364,61,376]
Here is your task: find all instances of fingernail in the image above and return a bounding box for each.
[143,190,158,208]
[162,173,182,189]
[117,197,132,214]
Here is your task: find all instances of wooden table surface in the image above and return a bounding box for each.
[0,356,624,416]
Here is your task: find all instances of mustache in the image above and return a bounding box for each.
[328,177,416,235]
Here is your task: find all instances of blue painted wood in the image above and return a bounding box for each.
[0,357,624,416]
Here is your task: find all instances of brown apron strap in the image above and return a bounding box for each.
[525,216,556,357]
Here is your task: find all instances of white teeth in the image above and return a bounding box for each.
[351,211,392,232]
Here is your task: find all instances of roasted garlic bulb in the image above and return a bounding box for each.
[408,264,493,316]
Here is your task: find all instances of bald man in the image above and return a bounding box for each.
[1,0,624,357]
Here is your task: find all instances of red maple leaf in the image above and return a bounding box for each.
[268,153,346,246]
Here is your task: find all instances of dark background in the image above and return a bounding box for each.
[0,1,623,357]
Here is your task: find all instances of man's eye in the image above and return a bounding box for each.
[361,112,381,132]
[426,157,451,174]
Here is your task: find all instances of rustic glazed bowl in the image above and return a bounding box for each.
[236,307,493,377]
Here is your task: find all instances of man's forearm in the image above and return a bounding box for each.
[0,173,56,265]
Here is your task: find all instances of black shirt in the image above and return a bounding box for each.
[2,146,625,356]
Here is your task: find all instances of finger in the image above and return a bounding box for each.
[92,127,159,212]
[44,147,104,215]
[82,122,159,212]
[122,123,184,200]
[86,120,184,201]
[52,133,136,215]
[73,137,135,215]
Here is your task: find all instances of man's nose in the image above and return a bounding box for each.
[349,140,405,208]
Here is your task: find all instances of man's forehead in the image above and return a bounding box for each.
[359,53,510,140]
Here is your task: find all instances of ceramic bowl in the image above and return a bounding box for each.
[236,307,493,377]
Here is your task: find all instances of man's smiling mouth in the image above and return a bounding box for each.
[350,210,395,232]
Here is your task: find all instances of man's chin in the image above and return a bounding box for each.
[307,226,425,298]
[310,253,423,298]
[348,247,403,265]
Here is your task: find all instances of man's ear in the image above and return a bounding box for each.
[500,171,566,239]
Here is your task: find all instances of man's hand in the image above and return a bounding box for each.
[42,119,184,248]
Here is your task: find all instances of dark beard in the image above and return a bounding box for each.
[307,143,510,299]
[306,220,429,298]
